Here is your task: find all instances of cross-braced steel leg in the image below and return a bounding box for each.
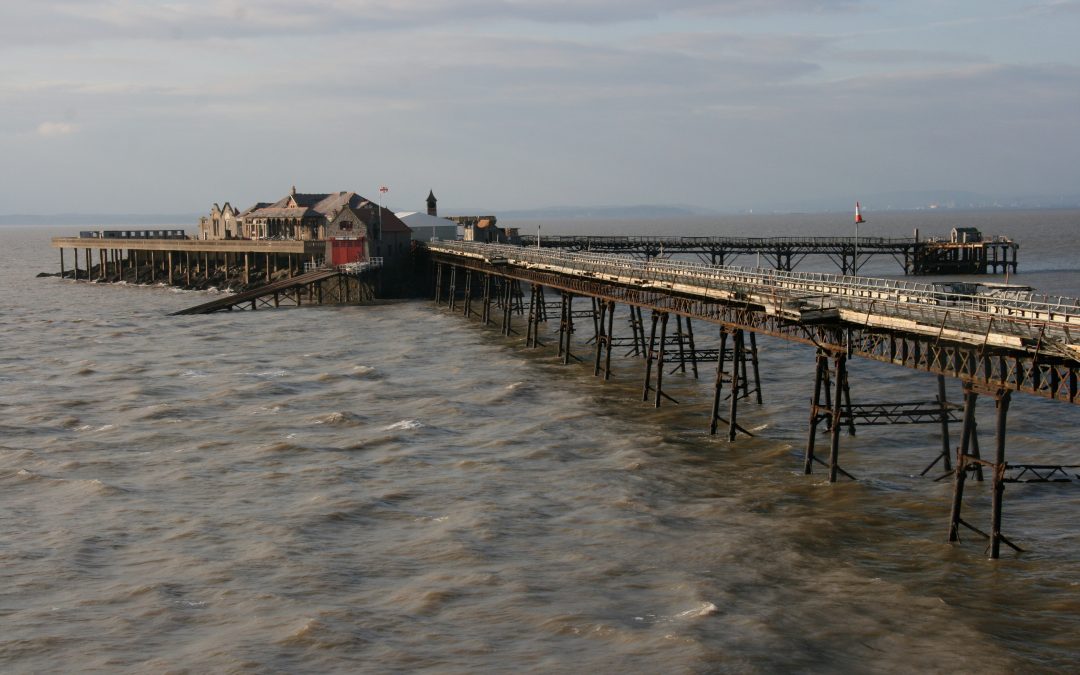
[921,375,954,476]
[558,292,578,364]
[463,270,473,317]
[710,328,730,435]
[481,274,493,325]
[593,300,613,378]
[448,266,458,311]
[948,385,980,542]
[526,284,545,348]
[804,350,828,473]
[989,390,1021,558]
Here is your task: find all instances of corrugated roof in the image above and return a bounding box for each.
[247,206,319,219]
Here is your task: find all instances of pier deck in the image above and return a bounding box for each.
[427,241,1076,558]
[519,234,1019,275]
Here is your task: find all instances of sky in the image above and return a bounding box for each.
[2,0,1079,214]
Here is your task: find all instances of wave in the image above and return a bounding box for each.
[383,419,423,431]
[310,411,366,427]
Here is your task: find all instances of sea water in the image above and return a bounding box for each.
[2,212,1079,672]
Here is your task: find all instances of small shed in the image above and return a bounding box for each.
[951,227,982,243]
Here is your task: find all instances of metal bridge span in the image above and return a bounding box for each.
[426,241,1078,559]
[518,234,1019,275]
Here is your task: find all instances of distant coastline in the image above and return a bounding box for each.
[5,201,1080,227]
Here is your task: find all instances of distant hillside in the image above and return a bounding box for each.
[481,204,721,220]
[0,213,200,226]
[767,191,1080,213]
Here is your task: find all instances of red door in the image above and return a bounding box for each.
[330,238,366,265]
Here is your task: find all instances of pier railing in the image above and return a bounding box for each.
[428,241,1080,353]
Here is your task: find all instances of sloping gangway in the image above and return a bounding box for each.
[426,240,1077,558]
[518,234,1018,275]
[171,263,379,315]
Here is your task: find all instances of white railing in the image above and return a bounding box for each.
[427,241,1080,349]
[337,257,383,274]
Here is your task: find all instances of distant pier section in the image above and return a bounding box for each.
[521,227,1018,276]
[51,230,325,287]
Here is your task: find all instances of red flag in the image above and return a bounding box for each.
[855,201,866,224]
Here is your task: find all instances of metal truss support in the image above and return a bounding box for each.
[948,386,1022,558]
[501,278,517,336]
[462,269,474,317]
[481,273,493,326]
[643,311,677,407]
[627,305,648,358]
[805,350,856,481]
[447,265,458,312]
[593,300,616,380]
[526,284,545,348]
[558,292,580,364]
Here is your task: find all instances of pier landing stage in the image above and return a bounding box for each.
[519,234,1019,275]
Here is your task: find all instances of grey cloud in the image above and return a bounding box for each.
[0,0,867,45]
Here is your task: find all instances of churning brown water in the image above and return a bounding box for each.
[3,215,1080,673]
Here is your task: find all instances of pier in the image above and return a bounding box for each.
[519,234,1019,275]
[51,235,326,287]
[427,241,1077,559]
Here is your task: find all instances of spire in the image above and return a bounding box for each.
[426,189,437,217]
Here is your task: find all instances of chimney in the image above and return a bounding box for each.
[291,185,297,196]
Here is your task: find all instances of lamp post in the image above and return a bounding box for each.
[378,185,388,241]
[853,201,865,276]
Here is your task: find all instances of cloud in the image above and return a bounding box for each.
[36,121,78,137]
[0,0,866,45]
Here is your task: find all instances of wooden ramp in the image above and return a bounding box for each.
[170,269,343,315]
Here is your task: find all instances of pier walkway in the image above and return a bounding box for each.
[426,241,1078,558]
[171,261,383,315]
[519,234,1019,275]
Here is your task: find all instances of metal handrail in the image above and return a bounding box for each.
[427,241,1080,344]
[518,234,1016,246]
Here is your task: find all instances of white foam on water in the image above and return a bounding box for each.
[383,419,423,431]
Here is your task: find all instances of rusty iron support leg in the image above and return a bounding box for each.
[710,329,730,435]
[842,361,855,436]
[749,331,763,404]
[948,385,979,542]
[448,266,458,312]
[463,270,473,317]
[990,390,1021,558]
[828,352,847,482]
[635,306,648,358]
[737,330,750,400]
[501,278,514,336]
[674,315,688,374]
[525,284,539,347]
[593,300,609,377]
[804,350,828,473]
[922,375,954,476]
[482,274,493,325]
[642,311,659,401]
[654,312,669,408]
[603,300,615,380]
[686,317,699,379]
[560,292,575,363]
[728,329,743,441]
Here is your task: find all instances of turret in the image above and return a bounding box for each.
[426,190,437,217]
